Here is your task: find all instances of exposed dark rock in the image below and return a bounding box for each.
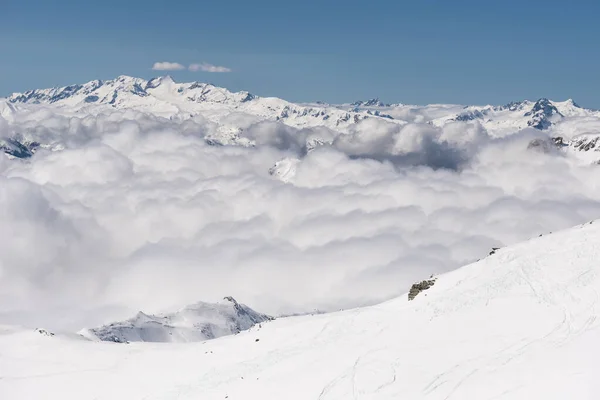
[1,138,34,158]
[240,92,255,102]
[527,137,564,153]
[408,278,436,301]
[573,136,599,152]
[366,110,394,119]
[455,109,488,121]
[35,328,55,337]
[351,98,389,107]
[500,101,526,112]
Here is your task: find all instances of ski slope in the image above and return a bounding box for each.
[2,220,600,399]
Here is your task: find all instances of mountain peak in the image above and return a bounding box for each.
[351,98,388,107]
[82,298,272,343]
[522,98,563,129]
[156,75,175,84]
[145,75,175,89]
[565,98,581,108]
[223,296,239,305]
[528,98,562,114]
[114,75,142,82]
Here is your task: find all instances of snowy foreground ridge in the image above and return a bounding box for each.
[2,221,600,399]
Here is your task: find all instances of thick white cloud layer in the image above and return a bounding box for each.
[2,108,600,331]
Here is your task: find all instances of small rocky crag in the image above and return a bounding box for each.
[408,277,437,301]
[81,297,273,343]
[527,136,567,153]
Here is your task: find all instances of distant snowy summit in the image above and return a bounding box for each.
[350,98,390,107]
[452,98,582,131]
[80,297,272,343]
[7,75,256,110]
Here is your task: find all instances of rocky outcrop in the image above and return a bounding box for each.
[408,278,437,301]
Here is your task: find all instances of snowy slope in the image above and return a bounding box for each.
[2,220,600,399]
[0,99,18,121]
[81,297,272,343]
[268,157,300,182]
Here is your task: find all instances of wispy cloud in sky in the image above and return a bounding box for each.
[189,63,232,73]
[151,62,232,73]
[152,62,186,71]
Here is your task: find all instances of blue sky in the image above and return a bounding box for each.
[2,0,600,107]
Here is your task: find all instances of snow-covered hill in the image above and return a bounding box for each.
[80,297,272,343]
[2,220,600,399]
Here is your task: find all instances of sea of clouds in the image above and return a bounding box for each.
[2,105,600,331]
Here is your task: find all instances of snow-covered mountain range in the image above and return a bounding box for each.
[80,297,272,343]
[3,75,377,140]
[3,75,600,160]
[2,219,599,399]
